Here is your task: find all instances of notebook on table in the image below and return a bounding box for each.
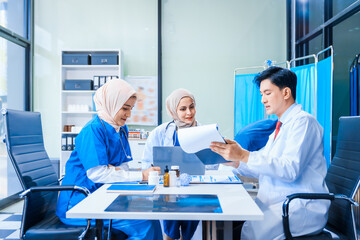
[107,184,156,193]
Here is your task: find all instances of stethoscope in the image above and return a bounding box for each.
[165,120,176,131]
[165,120,179,146]
[99,119,132,160]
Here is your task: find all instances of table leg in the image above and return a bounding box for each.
[107,219,112,240]
[202,221,217,240]
[95,219,104,240]
[223,221,233,240]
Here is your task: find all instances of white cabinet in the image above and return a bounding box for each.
[60,50,122,176]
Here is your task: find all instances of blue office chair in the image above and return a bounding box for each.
[2,108,92,240]
[282,116,360,240]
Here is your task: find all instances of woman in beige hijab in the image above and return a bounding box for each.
[56,79,162,240]
[142,88,199,240]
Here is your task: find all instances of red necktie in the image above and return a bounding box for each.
[274,121,282,140]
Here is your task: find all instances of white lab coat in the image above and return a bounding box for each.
[142,121,177,169]
[238,103,330,240]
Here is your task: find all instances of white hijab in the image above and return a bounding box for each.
[93,79,136,132]
[165,88,197,128]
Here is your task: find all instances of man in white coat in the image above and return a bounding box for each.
[210,67,330,240]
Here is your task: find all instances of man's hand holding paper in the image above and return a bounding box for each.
[210,139,249,164]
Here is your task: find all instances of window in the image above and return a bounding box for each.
[0,0,32,208]
[290,1,360,234]
[333,0,358,15]
[0,0,27,37]
[332,11,360,128]
[309,0,324,33]
[308,34,323,56]
[291,0,360,137]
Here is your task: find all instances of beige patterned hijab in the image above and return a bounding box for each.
[166,88,197,128]
[94,79,136,132]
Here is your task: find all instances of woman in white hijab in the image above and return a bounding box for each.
[142,88,199,240]
[56,79,162,240]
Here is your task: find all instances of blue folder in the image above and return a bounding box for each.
[107,184,156,193]
[194,148,228,165]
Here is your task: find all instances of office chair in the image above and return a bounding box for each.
[282,116,360,240]
[2,108,92,240]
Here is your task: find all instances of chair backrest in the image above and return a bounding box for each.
[234,118,277,151]
[2,109,59,234]
[325,116,360,239]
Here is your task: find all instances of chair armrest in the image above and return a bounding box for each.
[19,185,92,240]
[19,185,90,198]
[282,193,359,240]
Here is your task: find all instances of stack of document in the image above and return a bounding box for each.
[107,184,156,193]
[178,124,228,165]
[190,175,242,184]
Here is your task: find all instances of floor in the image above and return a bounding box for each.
[0,200,204,240]
[0,201,22,240]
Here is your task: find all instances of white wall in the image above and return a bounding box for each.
[34,0,158,157]
[162,0,287,138]
[34,0,286,158]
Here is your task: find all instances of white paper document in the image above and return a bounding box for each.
[178,124,225,153]
[190,175,242,184]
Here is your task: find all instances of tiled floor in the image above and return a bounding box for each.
[0,201,22,240]
[0,213,21,240]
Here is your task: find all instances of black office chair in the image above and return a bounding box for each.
[282,116,360,240]
[2,108,92,240]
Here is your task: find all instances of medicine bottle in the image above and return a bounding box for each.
[169,171,177,187]
[171,165,181,187]
[148,171,159,185]
[171,165,180,177]
[163,165,170,187]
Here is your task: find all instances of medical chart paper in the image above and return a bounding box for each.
[178,124,228,164]
[178,124,225,153]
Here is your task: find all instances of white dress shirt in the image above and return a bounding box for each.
[239,103,330,240]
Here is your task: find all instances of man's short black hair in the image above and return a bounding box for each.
[254,66,297,100]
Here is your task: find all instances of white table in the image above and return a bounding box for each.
[67,183,263,221]
[67,183,263,239]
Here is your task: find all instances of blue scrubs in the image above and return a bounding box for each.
[162,132,199,240]
[56,116,162,240]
